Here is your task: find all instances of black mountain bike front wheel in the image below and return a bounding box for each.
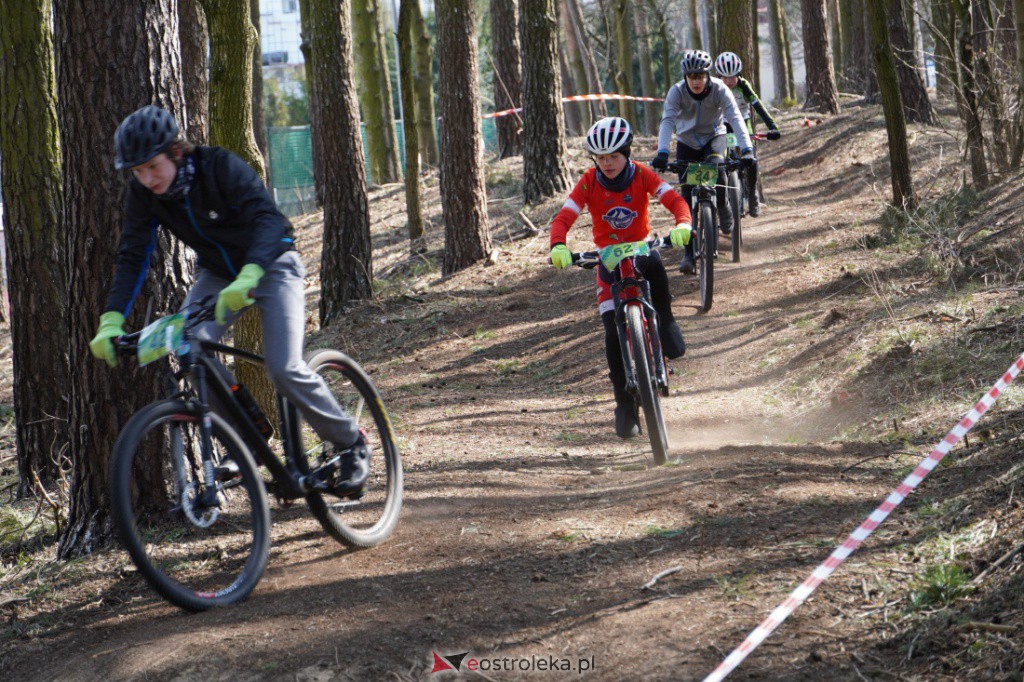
[297,349,403,548]
[698,201,716,313]
[626,305,669,465]
[729,170,743,263]
[109,400,270,612]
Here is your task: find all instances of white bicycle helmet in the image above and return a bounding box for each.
[680,50,712,74]
[584,117,633,155]
[715,52,743,78]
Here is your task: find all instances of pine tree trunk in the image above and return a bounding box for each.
[840,0,864,92]
[611,1,637,122]
[782,3,797,97]
[719,0,754,80]
[646,0,673,93]
[299,0,325,207]
[751,0,762,93]
[802,0,841,113]
[633,2,660,134]
[1014,0,1024,167]
[0,0,69,491]
[353,0,402,184]
[202,0,276,426]
[410,1,439,166]
[952,0,989,188]
[706,1,719,57]
[180,0,209,143]
[311,0,374,322]
[251,0,270,174]
[826,0,843,83]
[862,2,880,99]
[971,0,1009,170]
[398,0,423,249]
[889,0,935,123]
[436,0,492,273]
[560,49,584,136]
[55,0,193,557]
[491,0,524,157]
[689,0,704,50]
[929,0,956,100]
[520,0,572,204]
[564,0,607,118]
[769,0,792,101]
[867,0,917,211]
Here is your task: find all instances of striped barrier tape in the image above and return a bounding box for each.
[482,93,665,119]
[702,351,1024,682]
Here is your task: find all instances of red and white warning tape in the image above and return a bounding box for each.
[482,93,665,119]
[702,352,1024,682]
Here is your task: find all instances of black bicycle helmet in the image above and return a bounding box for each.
[114,105,180,170]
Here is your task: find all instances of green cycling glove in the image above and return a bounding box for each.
[550,244,572,269]
[215,263,265,324]
[89,311,127,368]
[670,223,692,248]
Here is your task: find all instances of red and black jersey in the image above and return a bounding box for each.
[550,162,691,249]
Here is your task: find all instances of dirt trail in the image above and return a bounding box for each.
[4,107,917,681]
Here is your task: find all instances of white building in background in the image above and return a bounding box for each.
[259,0,303,66]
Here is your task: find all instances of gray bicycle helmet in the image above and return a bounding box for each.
[114,105,180,170]
[680,50,713,75]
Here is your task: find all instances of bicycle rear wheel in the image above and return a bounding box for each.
[109,400,270,611]
[297,349,403,548]
[626,305,669,465]
[698,202,716,312]
[729,170,742,263]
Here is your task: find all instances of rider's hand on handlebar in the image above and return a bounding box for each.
[651,151,669,171]
[670,223,692,248]
[766,129,781,141]
[550,244,572,269]
[89,311,127,368]
[215,263,265,324]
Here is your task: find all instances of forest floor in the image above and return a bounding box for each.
[3,100,1024,681]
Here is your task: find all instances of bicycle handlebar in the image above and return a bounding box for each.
[570,235,671,269]
[113,296,218,356]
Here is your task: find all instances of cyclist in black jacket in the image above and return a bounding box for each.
[88,105,369,497]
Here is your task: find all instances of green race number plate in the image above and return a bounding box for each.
[137,313,187,366]
[599,240,650,271]
[685,162,719,188]
[726,133,738,149]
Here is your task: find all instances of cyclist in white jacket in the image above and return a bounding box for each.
[651,50,755,274]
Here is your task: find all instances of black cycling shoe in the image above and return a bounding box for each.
[678,252,696,275]
[720,220,732,236]
[329,432,371,498]
[614,400,640,439]
[659,321,686,359]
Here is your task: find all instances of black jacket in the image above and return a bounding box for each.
[104,146,296,315]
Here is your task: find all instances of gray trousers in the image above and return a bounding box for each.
[182,251,359,447]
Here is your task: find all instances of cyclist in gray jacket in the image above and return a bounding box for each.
[651,50,755,274]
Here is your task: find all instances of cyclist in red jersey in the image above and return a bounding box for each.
[550,117,693,439]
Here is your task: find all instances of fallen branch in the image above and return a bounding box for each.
[518,210,539,235]
[0,595,29,609]
[641,565,683,590]
[972,541,1024,585]
[958,621,1017,634]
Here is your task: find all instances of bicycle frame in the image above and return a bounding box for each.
[609,257,669,396]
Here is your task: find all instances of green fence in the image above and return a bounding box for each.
[267,119,498,217]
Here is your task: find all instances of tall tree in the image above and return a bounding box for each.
[201,0,275,424]
[311,0,374,320]
[928,0,956,100]
[353,0,402,184]
[646,0,673,93]
[251,0,270,173]
[706,0,719,53]
[718,0,754,79]
[0,0,68,490]
[491,0,523,157]
[951,0,989,188]
[559,49,584,135]
[1015,0,1024,166]
[55,0,193,555]
[888,0,934,123]
[782,3,797,98]
[751,0,762,93]
[611,1,637,122]
[828,0,843,82]
[689,0,704,49]
[563,0,607,118]
[398,0,424,250]
[769,0,792,101]
[299,0,325,206]
[436,0,492,273]
[840,0,866,93]
[867,0,917,211]
[633,1,660,134]
[802,0,841,113]
[520,0,571,203]
[179,0,209,143]
[410,0,439,166]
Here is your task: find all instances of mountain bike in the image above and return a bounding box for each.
[724,132,769,263]
[665,158,747,313]
[570,237,672,466]
[108,297,403,611]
